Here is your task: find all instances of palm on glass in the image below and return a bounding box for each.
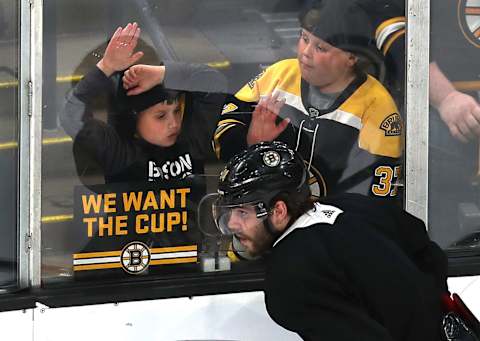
[97,22,144,77]
[247,91,290,146]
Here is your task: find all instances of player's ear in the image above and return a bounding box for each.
[270,200,289,231]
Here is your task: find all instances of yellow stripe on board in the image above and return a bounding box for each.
[74,263,122,271]
[150,245,197,253]
[55,75,84,83]
[73,250,122,259]
[42,136,73,145]
[206,61,231,69]
[150,257,197,266]
[41,214,73,223]
[453,80,480,91]
[0,141,18,151]
[0,60,230,89]
[0,75,85,89]
[0,136,73,151]
[0,80,18,89]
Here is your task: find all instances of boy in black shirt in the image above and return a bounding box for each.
[61,23,225,185]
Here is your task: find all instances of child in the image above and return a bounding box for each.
[61,23,226,185]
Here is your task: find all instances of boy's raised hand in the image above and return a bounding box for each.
[247,90,289,146]
[97,22,144,77]
[122,64,166,96]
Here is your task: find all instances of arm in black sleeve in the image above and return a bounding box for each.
[60,66,115,138]
[212,94,256,161]
[265,236,395,341]
[163,61,228,93]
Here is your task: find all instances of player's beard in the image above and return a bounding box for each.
[237,220,275,257]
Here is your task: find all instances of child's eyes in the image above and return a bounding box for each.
[301,33,308,43]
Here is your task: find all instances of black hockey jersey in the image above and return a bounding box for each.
[265,193,446,341]
[213,59,403,199]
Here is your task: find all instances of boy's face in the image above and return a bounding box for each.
[297,29,357,92]
[136,100,183,147]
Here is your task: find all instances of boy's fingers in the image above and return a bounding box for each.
[273,97,286,113]
[111,27,122,43]
[129,51,144,64]
[276,118,290,133]
[131,27,141,47]
[126,22,138,41]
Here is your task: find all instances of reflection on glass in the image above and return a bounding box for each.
[41,0,406,286]
[429,1,480,250]
[0,2,19,288]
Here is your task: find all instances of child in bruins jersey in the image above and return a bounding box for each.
[213,0,403,201]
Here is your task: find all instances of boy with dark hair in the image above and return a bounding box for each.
[61,23,226,185]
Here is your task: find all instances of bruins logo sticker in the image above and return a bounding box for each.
[380,113,402,136]
[458,0,480,48]
[263,151,281,167]
[121,241,151,274]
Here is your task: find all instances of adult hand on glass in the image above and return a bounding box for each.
[438,90,480,143]
[122,64,166,96]
[96,22,144,77]
[246,91,290,146]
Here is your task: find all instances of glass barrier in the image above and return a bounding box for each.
[429,1,480,251]
[41,0,406,287]
[0,2,19,289]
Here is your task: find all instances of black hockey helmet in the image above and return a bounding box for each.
[216,141,309,218]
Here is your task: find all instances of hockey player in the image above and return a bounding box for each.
[61,23,226,185]
[212,141,447,340]
[212,0,403,200]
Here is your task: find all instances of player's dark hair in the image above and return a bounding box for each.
[269,188,316,225]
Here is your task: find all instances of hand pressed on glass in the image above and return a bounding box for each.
[96,22,144,77]
[246,88,290,146]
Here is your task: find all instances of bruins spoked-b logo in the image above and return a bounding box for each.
[121,241,151,274]
[458,0,480,48]
[380,113,402,136]
[263,151,281,167]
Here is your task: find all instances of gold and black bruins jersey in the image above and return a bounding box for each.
[213,59,403,199]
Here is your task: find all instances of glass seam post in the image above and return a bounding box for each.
[405,0,430,225]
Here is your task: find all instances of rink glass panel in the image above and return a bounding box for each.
[0,2,19,290]
[429,1,480,257]
[40,0,407,289]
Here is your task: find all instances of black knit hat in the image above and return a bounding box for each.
[299,0,375,53]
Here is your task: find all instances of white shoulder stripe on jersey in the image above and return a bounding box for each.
[261,88,308,115]
[260,89,361,130]
[317,109,362,130]
[376,21,405,50]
